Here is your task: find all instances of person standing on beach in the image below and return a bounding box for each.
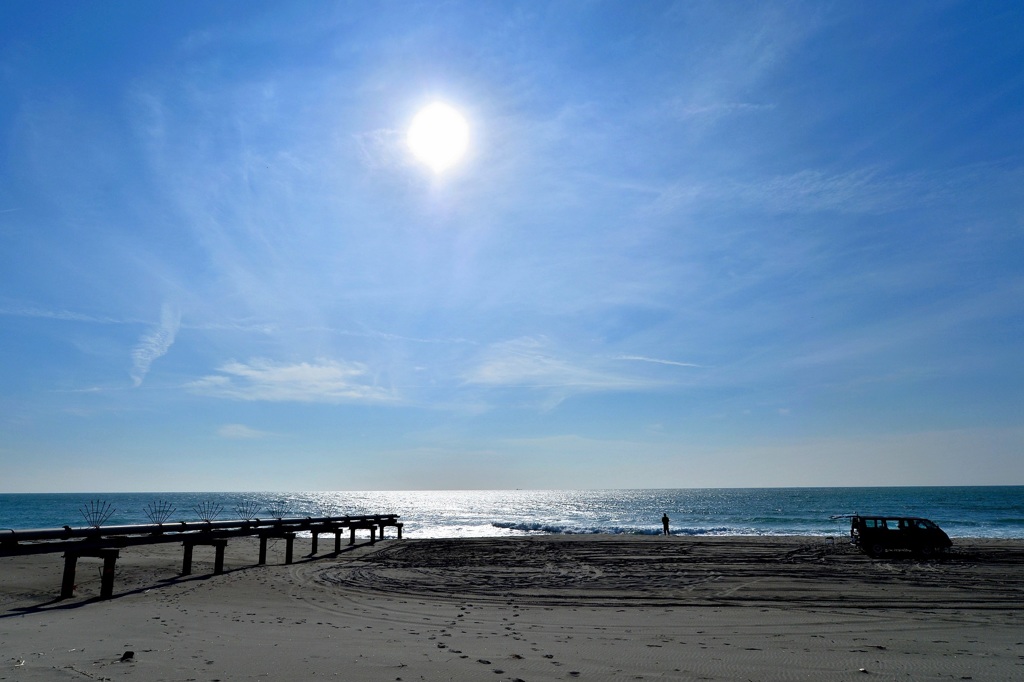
[662,513,670,535]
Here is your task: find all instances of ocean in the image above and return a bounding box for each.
[1,487,1021,539]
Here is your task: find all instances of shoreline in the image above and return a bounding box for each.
[3,535,1023,680]
[5,487,1022,540]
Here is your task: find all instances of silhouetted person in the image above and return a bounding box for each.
[662,513,670,535]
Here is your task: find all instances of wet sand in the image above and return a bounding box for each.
[2,535,1022,680]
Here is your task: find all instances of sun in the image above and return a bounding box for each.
[407,102,469,173]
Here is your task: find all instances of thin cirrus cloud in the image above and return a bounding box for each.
[216,423,274,439]
[677,101,777,119]
[0,303,123,325]
[353,128,412,170]
[646,164,996,219]
[130,303,181,387]
[186,358,394,403]
[464,338,664,391]
[614,355,703,369]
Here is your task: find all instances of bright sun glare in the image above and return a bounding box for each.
[407,102,469,173]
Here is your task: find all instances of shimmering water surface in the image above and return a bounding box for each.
[2,488,1021,539]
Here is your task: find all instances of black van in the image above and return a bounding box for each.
[849,515,952,557]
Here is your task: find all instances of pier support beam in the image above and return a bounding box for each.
[61,548,120,599]
[257,532,296,564]
[182,538,227,576]
[346,524,380,545]
[61,553,77,599]
[101,551,118,597]
[213,540,226,574]
[10,513,401,600]
[284,532,295,564]
[182,542,193,575]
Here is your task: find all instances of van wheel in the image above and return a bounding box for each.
[918,546,935,558]
[870,543,885,557]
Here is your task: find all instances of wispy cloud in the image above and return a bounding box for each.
[185,320,279,334]
[677,101,776,118]
[353,128,411,171]
[187,358,393,403]
[742,168,895,214]
[648,168,895,217]
[464,338,661,391]
[294,324,477,346]
[130,303,181,387]
[217,423,275,439]
[651,163,1014,219]
[614,355,702,368]
[0,303,122,324]
[788,278,1024,372]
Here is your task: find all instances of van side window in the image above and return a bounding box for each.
[884,519,902,530]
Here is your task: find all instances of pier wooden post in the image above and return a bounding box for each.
[61,549,120,599]
[182,542,194,576]
[284,532,295,564]
[7,513,400,601]
[99,549,118,599]
[212,539,226,575]
[61,553,78,598]
[182,539,227,575]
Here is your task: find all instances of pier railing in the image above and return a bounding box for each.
[0,513,402,600]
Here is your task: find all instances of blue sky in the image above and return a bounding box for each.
[2,1,1022,492]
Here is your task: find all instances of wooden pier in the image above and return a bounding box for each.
[0,514,402,600]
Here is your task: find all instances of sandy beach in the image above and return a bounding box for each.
[2,535,1022,681]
